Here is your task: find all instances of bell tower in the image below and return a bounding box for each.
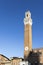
[24,11,32,60]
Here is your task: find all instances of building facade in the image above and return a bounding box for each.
[11,57,23,65]
[0,54,23,65]
[0,54,10,65]
[33,48,43,64]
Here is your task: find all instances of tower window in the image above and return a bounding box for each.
[27,14,28,17]
[23,64,25,65]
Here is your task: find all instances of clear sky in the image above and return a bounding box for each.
[0,0,43,58]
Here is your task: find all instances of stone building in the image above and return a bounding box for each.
[11,57,23,65]
[0,54,23,65]
[0,54,10,65]
[33,48,43,64]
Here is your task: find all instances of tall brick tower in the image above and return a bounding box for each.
[24,11,32,60]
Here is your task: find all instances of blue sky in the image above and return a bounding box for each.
[0,0,43,58]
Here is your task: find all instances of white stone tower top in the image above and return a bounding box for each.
[24,11,32,25]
